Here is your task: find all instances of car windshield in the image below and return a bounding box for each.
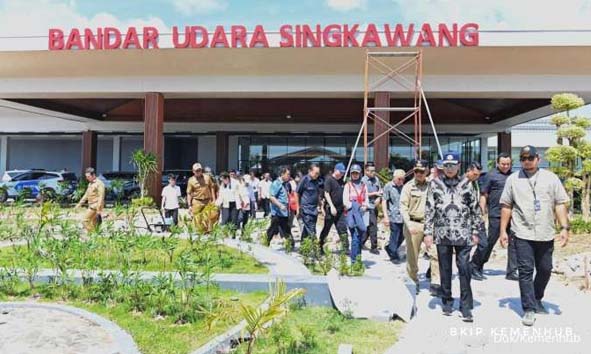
[61,172,77,181]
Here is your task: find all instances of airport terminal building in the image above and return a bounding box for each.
[0,23,590,198]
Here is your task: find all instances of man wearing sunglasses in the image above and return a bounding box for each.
[424,152,481,322]
[499,145,570,326]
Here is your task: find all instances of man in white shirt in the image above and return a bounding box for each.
[161,174,181,227]
[259,173,272,217]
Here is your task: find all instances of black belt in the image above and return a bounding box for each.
[410,217,424,223]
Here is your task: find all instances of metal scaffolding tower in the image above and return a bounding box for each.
[346,49,442,175]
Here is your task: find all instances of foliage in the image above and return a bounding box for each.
[240,279,306,354]
[570,215,591,234]
[376,167,393,184]
[130,149,158,199]
[234,306,403,354]
[299,238,320,266]
[551,93,585,111]
[547,93,591,220]
[131,197,155,208]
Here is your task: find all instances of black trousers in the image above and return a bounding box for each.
[261,198,270,217]
[319,208,349,251]
[221,202,239,229]
[362,208,378,250]
[164,208,179,226]
[438,244,473,311]
[239,209,250,230]
[471,217,518,274]
[266,215,291,242]
[514,236,554,312]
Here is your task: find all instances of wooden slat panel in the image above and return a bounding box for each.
[144,92,164,203]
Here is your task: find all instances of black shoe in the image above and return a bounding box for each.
[506,272,519,281]
[442,304,453,316]
[415,283,420,295]
[534,300,549,315]
[369,248,380,255]
[429,284,442,297]
[461,309,474,322]
[390,257,402,264]
[471,268,485,281]
[426,267,431,279]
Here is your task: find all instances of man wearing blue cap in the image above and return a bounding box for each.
[425,151,481,322]
[319,163,349,254]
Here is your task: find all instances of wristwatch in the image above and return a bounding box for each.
[561,225,570,231]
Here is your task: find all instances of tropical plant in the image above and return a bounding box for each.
[545,93,591,219]
[130,149,158,199]
[241,279,306,354]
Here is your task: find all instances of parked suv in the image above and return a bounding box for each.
[0,169,78,203]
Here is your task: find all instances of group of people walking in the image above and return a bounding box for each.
[77,144,571,327]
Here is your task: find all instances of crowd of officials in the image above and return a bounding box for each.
[77,145,571,326]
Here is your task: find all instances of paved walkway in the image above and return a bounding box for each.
[0,302,139,354]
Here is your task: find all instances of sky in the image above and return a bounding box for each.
[0,0,590,37]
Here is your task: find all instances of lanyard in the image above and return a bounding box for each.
[524,169,539,200]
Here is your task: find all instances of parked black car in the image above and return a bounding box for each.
[98,171,140,201]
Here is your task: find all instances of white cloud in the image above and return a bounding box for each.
[326,0,367,12]
[170,0,227,15]
[0,0,170,50]
[393,0,591,29]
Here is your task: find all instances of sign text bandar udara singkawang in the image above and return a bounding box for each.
[48,23,479,50]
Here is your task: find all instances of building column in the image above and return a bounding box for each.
[144,92,164,203]
[373,92,390,170]
[81,130,97,175]
[112,135,121,171]
[479,136,489,172]
[497,131,512,156]
[0,136,7,174]
[216,132,229,172]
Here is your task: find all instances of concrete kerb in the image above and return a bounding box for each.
[0,301,141,354]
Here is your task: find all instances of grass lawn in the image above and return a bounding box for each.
[1,284,267,354]
[235,306,403,354]
[0,239,267,274]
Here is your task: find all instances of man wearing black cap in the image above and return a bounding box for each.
[425,151,481,322]
[499,145,570,326]
[400,159,439,295]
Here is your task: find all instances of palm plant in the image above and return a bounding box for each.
[130,149,158,199]
[241,279,305,354]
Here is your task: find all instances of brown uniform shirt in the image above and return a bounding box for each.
[187,174,214,205]
[399,178,428,224]
[80,179,105,212]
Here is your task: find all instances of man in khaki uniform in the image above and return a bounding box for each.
[76,167,105,232]
[187,163,218,233]
[400,159,440,295]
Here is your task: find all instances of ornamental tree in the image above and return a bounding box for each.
[545,93,591,220]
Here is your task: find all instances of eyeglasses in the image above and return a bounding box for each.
[442,163,458,169]
[520,156,536,162]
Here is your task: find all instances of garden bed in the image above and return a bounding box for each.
[0,237,267,274]
[233,306,402,354]
[0,280,266,354]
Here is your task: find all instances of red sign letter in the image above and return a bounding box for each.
[48,28,64,50]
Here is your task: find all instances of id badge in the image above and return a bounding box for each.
[534,199,541,212]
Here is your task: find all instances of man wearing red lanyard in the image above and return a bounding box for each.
[343,164,370,263]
